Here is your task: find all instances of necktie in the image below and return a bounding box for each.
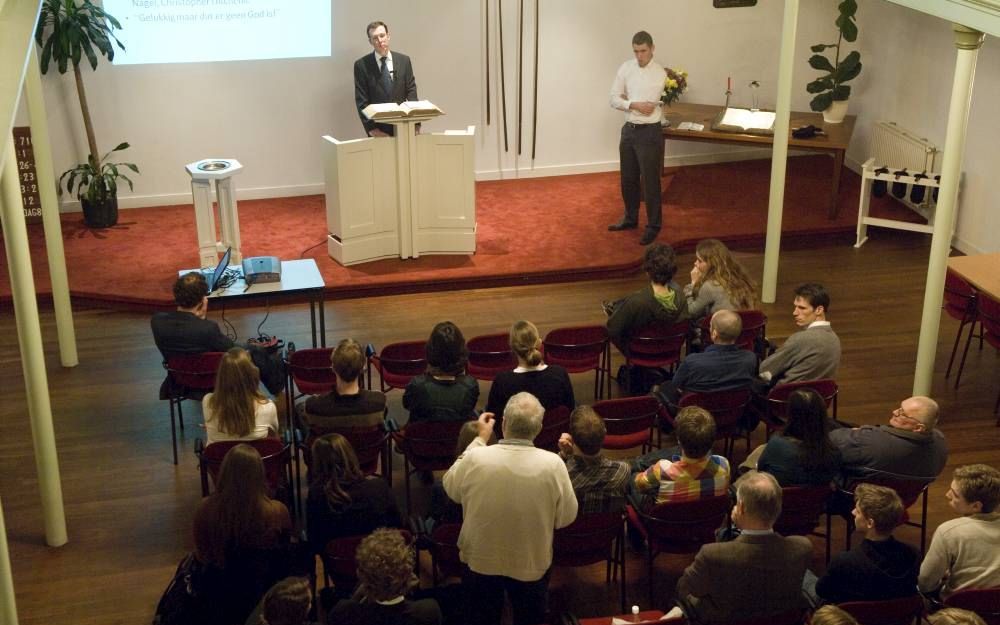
[379,56,392,94]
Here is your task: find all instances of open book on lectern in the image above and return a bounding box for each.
[362,100,443,120]
[711,107,776,136]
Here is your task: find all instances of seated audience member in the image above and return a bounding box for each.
[684,239,757,321]
[927,608,988,625]
[557,406,630,514]
[306,433,401,554]
[429,420,497,524]
[671,471,813,624]
[485,320,575,416]
[810,605,860,625]
[403,321,479,424]
[203,347,280,445]
[298,338,386,432]
[152,271,286,400]
[919,463,1000,597]
[443,393,578,625]
[755,388,841,486]
[814,483,920,604]
[327,528,442,625]
[194,444,293,624]
[757,282,840,388]
[632,406,730,508]
[655,309,757,409]
[830,395,947,483]
[246,577,316,625]
[606,243,688,355]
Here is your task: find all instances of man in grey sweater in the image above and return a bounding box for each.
[758,282,840,387]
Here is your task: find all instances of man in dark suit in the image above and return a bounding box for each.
[672,471,813,624]
[353,20,418,137]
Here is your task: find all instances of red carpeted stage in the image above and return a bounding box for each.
[0,155,919,310]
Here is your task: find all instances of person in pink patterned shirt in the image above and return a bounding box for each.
[632,406,731,508]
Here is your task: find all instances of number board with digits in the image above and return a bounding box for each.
[12,127,43,223]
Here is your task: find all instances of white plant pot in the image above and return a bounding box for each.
[823,99,849,124]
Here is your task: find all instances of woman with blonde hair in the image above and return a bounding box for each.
[485,320,575,416]
[306,433,401,553]
[685,238,757,319]
[203,347,279,445]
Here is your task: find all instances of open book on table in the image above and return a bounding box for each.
[362,100,443,120]
[711,107,776,136]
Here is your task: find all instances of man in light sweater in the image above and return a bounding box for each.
[919,464,1000,598]
[443,392,578,625]
[758,282,841,388]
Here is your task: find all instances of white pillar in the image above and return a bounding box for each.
[0,138,68,547]
[215,177,242,263]
[191,178,219,267]
[760,0,800,303]
[0,497,17,625]
[913,25,984,396]
[24,45,78,368]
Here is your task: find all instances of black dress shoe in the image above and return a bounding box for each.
[608,220,638,231]
[639,229,660,245]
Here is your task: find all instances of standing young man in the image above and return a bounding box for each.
[608,31,667,246]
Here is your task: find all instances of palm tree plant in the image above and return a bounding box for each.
[34,0,138,228]
[806,0,863,115]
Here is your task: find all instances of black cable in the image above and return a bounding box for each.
[299,239,326,258]
[220,302,238,341]
[256,299,271,338]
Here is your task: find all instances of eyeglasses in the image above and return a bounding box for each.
[892,407,924,427]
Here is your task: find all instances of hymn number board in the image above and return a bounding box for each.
[12,127,43,224]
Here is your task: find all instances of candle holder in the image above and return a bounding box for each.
[724,89,732,109]
[749,80,761,112]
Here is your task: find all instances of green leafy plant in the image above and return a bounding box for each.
[34,0,138,212]
[806,0,862,112]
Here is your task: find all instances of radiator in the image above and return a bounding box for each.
[869,121,941,211]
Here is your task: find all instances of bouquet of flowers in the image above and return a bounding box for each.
[661,68,688,106]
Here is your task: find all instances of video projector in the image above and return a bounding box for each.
[241,256,282,285]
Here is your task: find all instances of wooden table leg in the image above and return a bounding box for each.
[829,149,844,219]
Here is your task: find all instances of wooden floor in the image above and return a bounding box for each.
[2,231,999,624]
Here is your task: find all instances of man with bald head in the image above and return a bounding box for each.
[829,396,948,482]
[656,309,758,410]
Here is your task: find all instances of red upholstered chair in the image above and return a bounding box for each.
[837,595,925,625]
[466,332,517,381]
[626,493,730,604]
[976,293,1000,423]
[286,347,336,399]
[944,269,982,389]
[553,511,628,613]
[698,310,769,359]
[763,379,838,439]
[543,325,612,399]
[300,417,392,483]
[944,586,1000,625]
[535,405,573,453]
[677,388,752,460]
[367,340,426,393]
[163,351,224,464]
[774,484,833,562]
[426,522,463,586]
[839,475,933,553]
[195,437,294,516]
[593,396,659,454]
[393,420,466,513]
[322,529,414,591]
[625,320,690,374]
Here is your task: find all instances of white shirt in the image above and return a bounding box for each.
[203,395,279,445]
[609,58,666,124]
[373,50,394,79]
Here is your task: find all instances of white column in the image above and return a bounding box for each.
[24,45,78,368]
[913,25,984,396]
[191,178,219,267]
[215,177,242,263]
[760,0,800,304]
[0,497,17,625]
[0,139,68,547]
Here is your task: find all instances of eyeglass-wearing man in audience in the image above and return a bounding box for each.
[669,470,813,624]
[443,392,578,625]
[919,463,1000,598]
[758,282,841,389]
[557,406,631,514]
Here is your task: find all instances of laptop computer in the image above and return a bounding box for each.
[203,246,233,294]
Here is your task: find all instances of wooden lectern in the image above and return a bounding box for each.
[323,102,476,266]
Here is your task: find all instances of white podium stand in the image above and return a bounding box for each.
[185,158,243,266]
[323,115,476,266]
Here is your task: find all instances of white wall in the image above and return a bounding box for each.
[17,0,998,252]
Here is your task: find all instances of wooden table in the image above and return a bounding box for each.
[662,102,857,219]
[948,252,1000,298]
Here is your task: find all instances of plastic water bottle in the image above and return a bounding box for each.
[631,605,641,622]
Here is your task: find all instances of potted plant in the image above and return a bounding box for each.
[806,0,862,124]
[35,0,138,228]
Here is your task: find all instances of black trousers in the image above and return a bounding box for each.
[619,122,664,231]
[463,567,550,625]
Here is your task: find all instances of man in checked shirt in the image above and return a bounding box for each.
[558,406,631,514]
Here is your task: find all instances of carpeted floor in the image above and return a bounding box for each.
[0,155,920,309]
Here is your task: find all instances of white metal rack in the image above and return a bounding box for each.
[855,157,945,248]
